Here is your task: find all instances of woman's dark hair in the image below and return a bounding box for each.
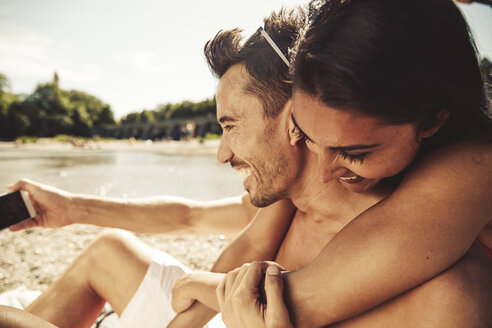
[204,9,304,117]
[293,0,491,142]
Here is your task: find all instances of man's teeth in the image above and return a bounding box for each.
[340,175,359,181]
[237,168,253,177]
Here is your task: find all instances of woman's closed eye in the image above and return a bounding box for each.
[337,151,368,164]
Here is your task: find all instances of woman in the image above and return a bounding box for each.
[217,0,492,326]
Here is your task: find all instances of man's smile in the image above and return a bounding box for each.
[236,167,253,178]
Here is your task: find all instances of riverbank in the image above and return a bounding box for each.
[0,138,220,156]
[0,138,235,296]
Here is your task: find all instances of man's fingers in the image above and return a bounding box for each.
[7,179,35,193]
[7,181,22,191]
[8,218,39,231]
[265,265,292,326]
[241,262,267,293]
[231,264,251,294]
[224,267,241,299]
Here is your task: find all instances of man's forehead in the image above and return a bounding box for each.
[217,65,250,92]
[216,65,260,119]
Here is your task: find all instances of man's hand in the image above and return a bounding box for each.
[216,261,293,328]
[7,179,74,231]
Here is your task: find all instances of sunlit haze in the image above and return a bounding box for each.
[1,0,491,119]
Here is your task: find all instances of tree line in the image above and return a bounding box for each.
[0,73,218,141]
[2,58,490,141]
[0,73,115,140]
[120,98,216,125]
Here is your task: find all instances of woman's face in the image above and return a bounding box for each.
[291,90,423,193]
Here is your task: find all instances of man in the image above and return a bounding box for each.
[3,7,491,328]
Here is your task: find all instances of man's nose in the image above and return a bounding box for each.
[318,150,347,183]
[217,136,233,164]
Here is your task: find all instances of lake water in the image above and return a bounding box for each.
[0,150,245,200]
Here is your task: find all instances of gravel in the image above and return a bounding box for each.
[0,225,231,293]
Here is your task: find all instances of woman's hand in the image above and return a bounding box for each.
[216,261,293,328]
[7,179,74,230]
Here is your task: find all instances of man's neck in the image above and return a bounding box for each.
[287,151,388,226]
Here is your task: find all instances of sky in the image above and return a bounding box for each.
[1,0,491,119]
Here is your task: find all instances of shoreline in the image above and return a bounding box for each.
[0,138,230,294]
[0,139,220,156]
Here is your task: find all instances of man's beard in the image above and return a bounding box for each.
[232,154,290,208]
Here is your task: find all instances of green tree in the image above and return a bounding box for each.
[140,110,156,123]
[0,73,10,136]
[0,72,117,139]
[68,90,115,126]
[0,74,24,139]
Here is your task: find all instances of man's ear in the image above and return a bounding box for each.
[418,110,450,140]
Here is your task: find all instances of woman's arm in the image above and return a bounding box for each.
[282,142,492,327]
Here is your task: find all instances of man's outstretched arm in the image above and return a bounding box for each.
[7,179,257,234]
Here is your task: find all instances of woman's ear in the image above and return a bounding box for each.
[288,119,301,146]
[418,110,450,140]
[287,100,302,146]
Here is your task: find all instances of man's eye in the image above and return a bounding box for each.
[223,125,233,131]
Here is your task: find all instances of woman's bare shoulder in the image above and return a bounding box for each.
[413,140,492,177]
[395,140,492,201]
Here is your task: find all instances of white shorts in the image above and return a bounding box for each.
[119,249,224,328]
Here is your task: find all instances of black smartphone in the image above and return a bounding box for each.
[0,190,37,230]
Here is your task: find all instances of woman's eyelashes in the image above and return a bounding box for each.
[293,126,367,164]
[336,151,368,164]
[293,126,313,143]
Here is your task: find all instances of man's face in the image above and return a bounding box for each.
[215,65,293,207]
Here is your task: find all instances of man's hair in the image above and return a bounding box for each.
[204,9,305,117]
[293,0,491,142]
